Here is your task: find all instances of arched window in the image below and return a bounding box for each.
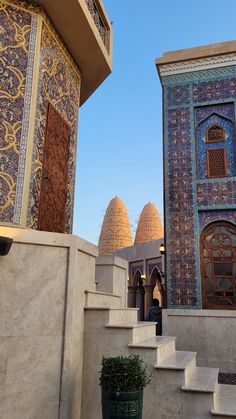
[206,124,225,143]
[196,112,236,179]
[201,221,236,309]
[206,124,227,178]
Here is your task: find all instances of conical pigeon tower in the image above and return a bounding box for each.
[134,202,163,245]
[98,196,133,255]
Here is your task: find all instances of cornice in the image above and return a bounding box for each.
[159,53,236,78]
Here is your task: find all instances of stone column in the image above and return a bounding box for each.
[144,284,154,317]
[128,286,137,308]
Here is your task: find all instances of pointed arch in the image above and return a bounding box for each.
[200,221,236,309]
[149,266,164,307]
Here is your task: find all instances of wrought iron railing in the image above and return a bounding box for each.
[84,0,109,50]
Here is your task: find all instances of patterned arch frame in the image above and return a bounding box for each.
[200,220,236,309]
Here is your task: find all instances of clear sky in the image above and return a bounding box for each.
[73,0,236,245]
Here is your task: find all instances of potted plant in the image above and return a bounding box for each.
[99,354,151,418]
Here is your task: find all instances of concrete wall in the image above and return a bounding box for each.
[114,239,163,262]
[163,309,236,373]
[95,255,128,307]
[0,226,98,419]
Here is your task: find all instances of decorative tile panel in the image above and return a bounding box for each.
[197,180,236,206]
[199,210,236,229]
[0,2,37,223]
[193,78,236,103]
[195,103,234,123]
[196,111,236,178]
[165,106,197,306]
[29,23,80,233]
[167,84,190,106]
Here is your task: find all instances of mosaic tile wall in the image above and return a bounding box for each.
[163,66,236,308]
[29,23,80,233]
[0,0,80,232]
[0,1,38,224]
[199,210,236,229]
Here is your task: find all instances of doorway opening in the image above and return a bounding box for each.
[201,221,236,309]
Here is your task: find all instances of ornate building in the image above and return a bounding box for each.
[0,0,112,233]
[157,41,236,310]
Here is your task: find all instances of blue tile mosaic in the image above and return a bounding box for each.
[163,65,236,309]
[167,84,190,106]
[196,112,236,178]
[195,103,234,123]
[199,210,236,229]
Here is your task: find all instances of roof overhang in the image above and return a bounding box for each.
[37,0,112,105]
[156,40,236,84]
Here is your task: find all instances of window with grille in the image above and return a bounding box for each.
[206,148,227,178]
[206,124,225,143]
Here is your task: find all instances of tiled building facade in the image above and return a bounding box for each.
[0,0,112,233]
[157,43,236,309]
[0,1,81,232]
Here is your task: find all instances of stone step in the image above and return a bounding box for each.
[85,290,121,308]
[181,368,219,419]
[84,307,138,324]
[156,350,196,370]
[211,384,236,418]
[108,308,139,324]
[106,322,156,344]
[128,336,176,364]
[155,350,197,385]
[182,367,219,392]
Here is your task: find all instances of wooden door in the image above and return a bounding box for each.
[38,102,71,233]
[201,222,236,309]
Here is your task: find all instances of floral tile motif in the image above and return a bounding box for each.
[29,23,80,233]
[195,102,234,123]
[0,2,33,223]
[197,180,236,206]
[199,210,236,229]
[193,78,236,103]
[167,84,190,106]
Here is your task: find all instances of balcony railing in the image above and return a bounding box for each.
[84,0,109,50]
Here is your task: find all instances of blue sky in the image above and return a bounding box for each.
[73,0,236,244]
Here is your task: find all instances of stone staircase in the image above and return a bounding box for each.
[81,290,236,419]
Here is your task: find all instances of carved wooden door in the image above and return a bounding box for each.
[201,222,236,309]
[38,103,71,233]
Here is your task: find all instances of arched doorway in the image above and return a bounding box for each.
[201,221,236,309]
[150,267,164,307]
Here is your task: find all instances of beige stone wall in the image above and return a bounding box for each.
[0,226,98,419]
[96,255,128,307]
[163,309,236,373]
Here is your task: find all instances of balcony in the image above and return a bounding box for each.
[38,0,112,105]
[84,0,109,51]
